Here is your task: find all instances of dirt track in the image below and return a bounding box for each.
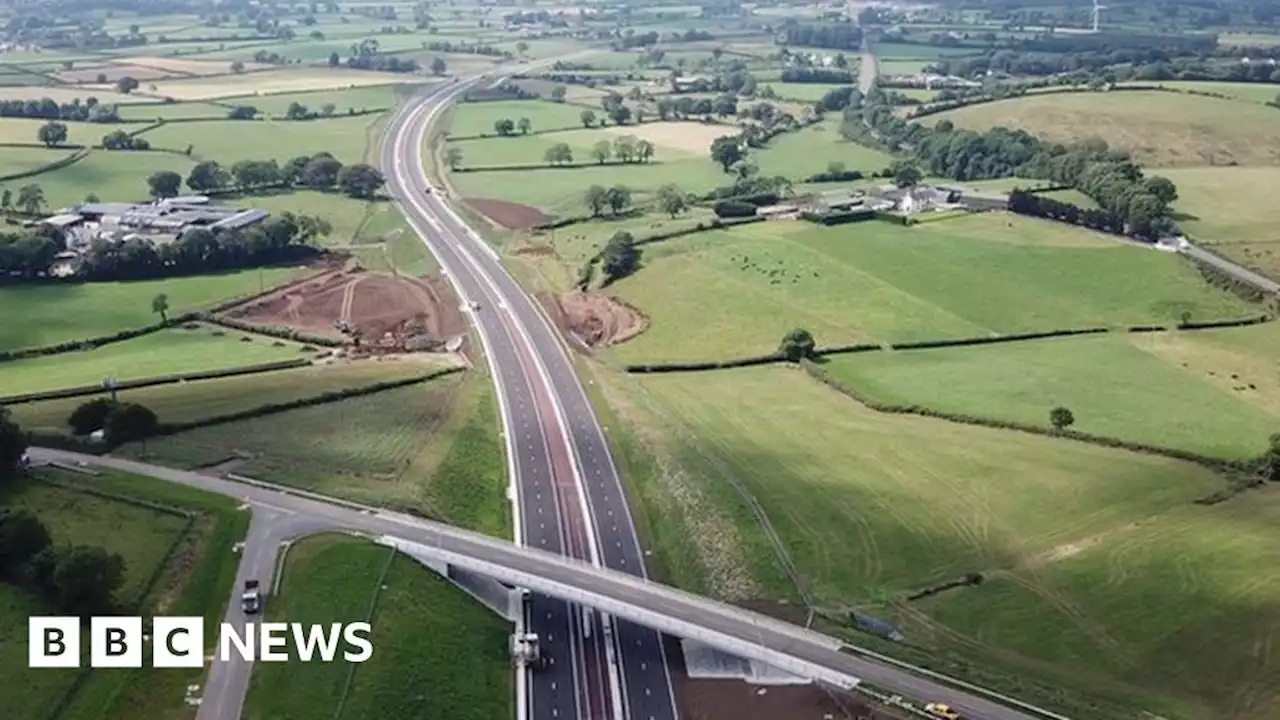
[222,268,467,353]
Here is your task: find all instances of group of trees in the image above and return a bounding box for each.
[775,21,862,50]
[656,94,734,120]
[584,185,633,217]
[67,398,158,442]
[589,135,656,165]
[180,154,386,199]
[101,129,150,150]
[1007,189,1128,235]
[0,97,119,123]
[0,408,23,479]
[0,183,48,216]
[0,506,127,616]
[0,225,62,278]
[492,117,533,136]
[778,67,854,84]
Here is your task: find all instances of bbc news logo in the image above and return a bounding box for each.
[29,617,373,668]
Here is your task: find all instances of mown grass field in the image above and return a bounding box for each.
[824,328,1280,459]
[0,323,307,397]
[604,213,1253,363]
[243,535,511,720]
[140,113,382,164]
[7,358,437,433]
[0,117,104,145]
[0,145,78,177]
[244,84,414,115]
[621,365,1280,719]
[769,82,853,101]
[22,149,197,207]
[448,99,593,137]
[126,372,509,530]
[1,470,247,720]
[931,90,1280,167]
[0,266,304,350]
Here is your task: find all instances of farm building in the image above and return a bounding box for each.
[46,197,270,251]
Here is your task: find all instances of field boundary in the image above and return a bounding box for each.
[0,147,89,182]
[0,312,197,362]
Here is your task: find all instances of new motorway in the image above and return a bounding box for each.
[380,78,679,720]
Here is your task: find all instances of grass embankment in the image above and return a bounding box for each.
[602,213,1252,364]
[0,267,305,351]
[0,324,309,397]
[615,365,1280,719]
[242,535,511,720]
[1,470,247,720]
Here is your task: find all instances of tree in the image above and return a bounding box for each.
[338,163,386,199]
[301,154,344,188]
[608,104,632,125]
[636,139,655,163]
[0,408,27,483]
[516,41,529,55]
[37,121,68,148]
[580,109,597,128]
[446,146,463,169]
[187,161,229,191]
[656,184,688,218]
[600,230,640,285]
[1143,176,1178,205]
[612,135,637,163]
[67,398,118,436]
[1049,406,1075,430]
[544,143,573,165]
[550,85,567,102]
[778,328,816,362]
[16,184,45,215]
[151,293,169,324]
[115,76,140,94]
[0,188,10,213]
[0,509,51,577]
[230,60,246,73]
[605,185,631,215]
[710,135,744,172]
[517,117,532,135]
[591,140,612,165]
[430,56,447,75]
[84,193,99,203]
[147,170,182,198]
[585,185,608,217]
[493,118,515,136]
[320,103,336,117]
[892,162,923,188]
[329,51,341,67]
[104,403,158,444]
[53,545,126,615]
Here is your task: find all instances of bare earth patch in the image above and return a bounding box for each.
[554,291,648,348]
[221,268,467,355]
[466,197,552,230]
[599,120,737,155]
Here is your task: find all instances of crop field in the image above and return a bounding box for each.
[447,99,594,137]
[140,113,382,164]
[0,324,307,397]
[824,329,1280,459]
[126,68,420,101]
[7,358,437,434]
[605,214,1252,363]
[125,372,503,516]
[243,536,511,720]
[627,366,1280,719]
[0,266,304,350]
[931,91,1280,166]
[27,150,197,207]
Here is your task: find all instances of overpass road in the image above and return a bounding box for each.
[380,78,677,720]
[29,448,1046,720]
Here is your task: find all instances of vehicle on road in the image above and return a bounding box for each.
[925,702,962,720]
[241,580,262,614]
[469,301,481,311]
[511,632,547,670]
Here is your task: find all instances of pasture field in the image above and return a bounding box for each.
[0,85,147,104]
[1037,188,1099,208]
[243,536,511,720]
[447,99,594,137]
[114,100,230,120]
[244,84,415,115]
[1218,31,1280,47]
[931,91,1280,167]
[125,373,508,524]
[0,145,77,178]
[25,150,197,207]
[754,119,895,176]
[1160,166,1280,245]
[0,323,307,397]
[1147,80,1280,103]
[0,117,103,146]
[605,213,1252,363]
[7,359,437,434]
[767,82,852,102]
[824,329,1280,459]
[1,470,245,720]
[123,68,420,101]
[877,59,935,76]
[115,55,271,76]
[892,87,939,102]
[871,41,980,59]
[0,266,304,350]
[140,114,381,164]
[625,366,1279,719]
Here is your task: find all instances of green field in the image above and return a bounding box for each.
[872,41,980,59]
[139,113,382,164]
[0,117,105,146]
[447,99,595,137]
[754,119,895,177]
[1155,166,1280,279]
[619,365,1279,719]
[243,84,413,116]
[825,328,1280,459]
[7,359,437,433]
[243,535,511,720]
[770,82,853,101]
[604,213,1253,363]
[1150,81,1280,103]
[932,91,1280,167]
[115,100,236,121]
[0,145,78,178]
[0,323,308,397]
[0,267,304,351]
[1037,188,1099,208]
[18,149,197,207]
[1,470,247,720]
[125,372,508,528]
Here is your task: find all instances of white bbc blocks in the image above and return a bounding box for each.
[28,616,204,668]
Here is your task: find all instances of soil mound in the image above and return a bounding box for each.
[554,292,647,348]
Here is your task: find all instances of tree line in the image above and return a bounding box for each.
[0,97,120,123]
[1007,189,1127,235]
[775,21,863,51]
[178,153,386,199]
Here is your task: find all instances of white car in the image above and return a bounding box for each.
[469,301,481,311]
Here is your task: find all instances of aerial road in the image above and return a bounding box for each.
[380,77,678,720]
